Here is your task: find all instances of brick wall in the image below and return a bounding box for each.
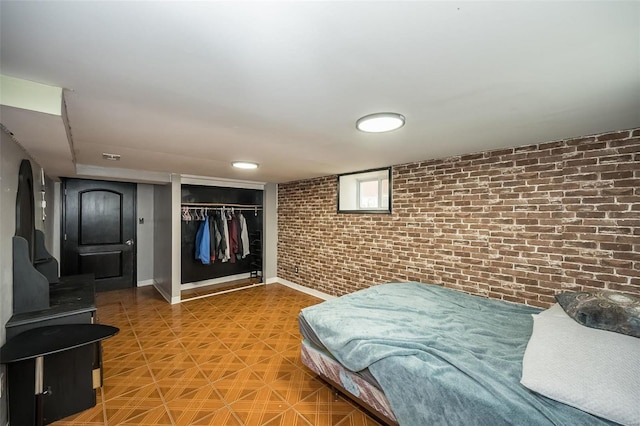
[277,128,640,307]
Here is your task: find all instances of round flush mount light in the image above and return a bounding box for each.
[232,161,259,170]
[356,112,405,133]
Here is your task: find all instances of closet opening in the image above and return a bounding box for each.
[180,184,263,300]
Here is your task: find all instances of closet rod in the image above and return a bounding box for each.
[182,202,262,208]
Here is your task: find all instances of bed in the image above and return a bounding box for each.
[298,282,640,426]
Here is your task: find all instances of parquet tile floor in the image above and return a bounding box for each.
[50,283,381,426]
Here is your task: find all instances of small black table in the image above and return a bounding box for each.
[0,324,119,426]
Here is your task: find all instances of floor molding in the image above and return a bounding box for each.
[274,277,335,301]
[137,279,154,287]
[180,273,252,290]
[153,282,179,304]
[181,282,264,302]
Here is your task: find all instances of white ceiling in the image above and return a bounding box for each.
[1,1,639,184]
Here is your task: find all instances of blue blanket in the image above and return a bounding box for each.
[301,282,614,426]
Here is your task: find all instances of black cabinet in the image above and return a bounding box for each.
[1,324,118,426]
[5,276,99,425]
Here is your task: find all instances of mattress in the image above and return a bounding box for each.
[300,339,398,424]
[298,313,381,388]
[300,282,616,426]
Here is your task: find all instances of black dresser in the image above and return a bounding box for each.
[5,275,102,425]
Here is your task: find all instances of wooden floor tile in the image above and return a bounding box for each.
[101,364,155,401]
[119,405,174,425]
[48,403,105,425]
[262,408,313,426]
[104,383,164,424]
[135,327,178,349]
[335,410,384,426]
[293,387,356,425]
[198,352,247,382]
[165,385,226,425]
[270,367,327,405]
[147,351,198,380]
[102,350,147,377]
[233,340,278,366]
[210,367,266,403]
[50,282,382,425]
[190,407,243,425]
[213,328,260,350]
[155,366,210,402]
[250,354,300,384]
[262,331,301,353]
[141,339,189,363]
[229,385,290,425]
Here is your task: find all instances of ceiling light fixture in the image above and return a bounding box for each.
[356,112,405,133]
[232,161,259,170]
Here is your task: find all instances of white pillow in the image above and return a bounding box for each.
[521,303,640,426]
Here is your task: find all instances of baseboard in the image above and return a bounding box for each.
[153,282,180,304]
[180,273,252,289]
[275,277,335,301]
[137,279,154,287]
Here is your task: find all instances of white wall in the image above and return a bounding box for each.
[136,184,154,284]
[42,173,56,266]
[264,183,278,281]
[171,177,181,302]
[0,128,46,425]
[153,183,172,301]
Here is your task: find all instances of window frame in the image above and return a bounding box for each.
[337,167,392,214]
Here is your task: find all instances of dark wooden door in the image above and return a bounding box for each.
[62,179,136,291]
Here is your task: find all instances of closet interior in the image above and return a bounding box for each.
[180,184,263,300]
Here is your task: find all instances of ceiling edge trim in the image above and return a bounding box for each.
[181,174,265,190]
[75,164,172,184]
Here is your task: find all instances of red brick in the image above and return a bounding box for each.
[597,131,630,141]
[278,127,640,306]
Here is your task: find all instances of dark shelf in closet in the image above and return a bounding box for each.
[249,230,262,280]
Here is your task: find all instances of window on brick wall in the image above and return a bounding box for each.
[338,167,391,213]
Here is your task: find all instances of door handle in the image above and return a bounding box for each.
[125,239,134,246]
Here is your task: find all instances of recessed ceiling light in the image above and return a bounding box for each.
[232,161,259,170]
[356,112,405,133]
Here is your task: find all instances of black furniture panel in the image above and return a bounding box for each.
[13,236,49,314]
[34,229,59,284]
[5,277,99,425]
[6,274,96,340]
[1,324,118,426]
[6,347,94,425]
[5,159,112,424]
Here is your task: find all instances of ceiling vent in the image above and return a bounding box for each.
[102,153,121,161]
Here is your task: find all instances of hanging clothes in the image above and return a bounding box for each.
[239,212,250,258]
[213,214,222,260]
[236,212,244,260]
[220,211,231,262]
[227,213,239,263]
[208,214,216,263]
[194,219,210,265]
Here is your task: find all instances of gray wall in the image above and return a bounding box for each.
[0,129,48,425]
[153,183,173,301]
[136,184,154,284]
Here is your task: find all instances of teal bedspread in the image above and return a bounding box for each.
[301,282,614,426]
